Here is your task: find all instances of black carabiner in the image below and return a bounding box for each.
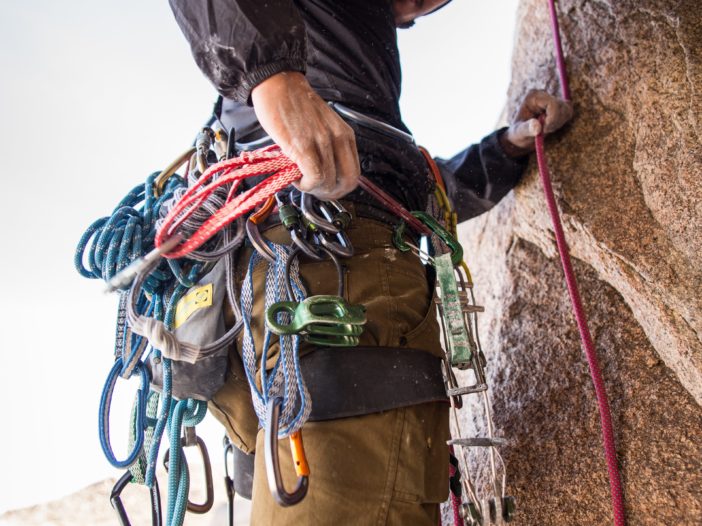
[110,471,162,526]
[264,397,309,507]
[246,217,277,263]
[223,436,236,526]
[284,246,344,300]
[163,428,215,514]
[290,226,325,261]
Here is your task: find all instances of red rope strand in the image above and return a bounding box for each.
[541,1,626,524]
[155,146,301,259]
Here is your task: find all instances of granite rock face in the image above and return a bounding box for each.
[456,0,702,523]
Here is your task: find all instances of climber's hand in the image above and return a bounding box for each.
[251,71,360,200]
[500,89,573,158]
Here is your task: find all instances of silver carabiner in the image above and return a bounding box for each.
[317,202,354,258]
[300,193,339,233]
[246,218,277,263]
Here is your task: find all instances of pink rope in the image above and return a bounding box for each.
[541,1,626,524]
[448,446,465,526]
[547,0,571,101]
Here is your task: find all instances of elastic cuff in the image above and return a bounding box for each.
[234,58,307,105]
[490,128,530,166]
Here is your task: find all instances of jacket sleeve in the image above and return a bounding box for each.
[169,0,308,104]
[436,128,529,223]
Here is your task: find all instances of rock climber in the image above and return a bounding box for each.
[168,0,573,524]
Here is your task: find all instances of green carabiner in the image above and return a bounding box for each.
[265,295,367,347]
[392,212,463,266]
[410,211,463,266]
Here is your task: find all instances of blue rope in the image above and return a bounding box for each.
[77,171,210,526]
[98,358,150,468]
[74,173,185,293]
[165,399,207,526]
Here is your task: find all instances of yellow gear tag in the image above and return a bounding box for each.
[174,283,213,329]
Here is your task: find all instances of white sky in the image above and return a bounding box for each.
[0,0,518,513]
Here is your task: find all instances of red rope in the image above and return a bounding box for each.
[155,146,301,259]
[447,445,465,526]
[542,1,625,524]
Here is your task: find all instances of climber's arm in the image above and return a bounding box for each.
[437,90,573,223]
[168,0,307,104]
[169,0,360,200]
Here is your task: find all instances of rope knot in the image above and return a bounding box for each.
[133,316,200,364]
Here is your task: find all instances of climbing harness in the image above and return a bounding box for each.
[76,96,507,524]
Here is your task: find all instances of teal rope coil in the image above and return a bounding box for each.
[76,169,215,526]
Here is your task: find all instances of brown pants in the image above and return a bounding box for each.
[209,211,450,525]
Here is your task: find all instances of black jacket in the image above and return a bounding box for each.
[169,0,527,222]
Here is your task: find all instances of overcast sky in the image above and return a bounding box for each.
[0,0,519,513]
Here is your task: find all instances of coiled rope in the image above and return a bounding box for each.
[541,1,625,524]
[75,157,246,526]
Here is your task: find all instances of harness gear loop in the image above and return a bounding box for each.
[110,471,163,526]
[264,397,310,507]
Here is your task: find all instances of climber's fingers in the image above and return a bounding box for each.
[517,89,574,134]
[503,89,574,151]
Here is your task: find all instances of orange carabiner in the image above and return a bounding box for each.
[250,196,276,224]
[264,397,310,507]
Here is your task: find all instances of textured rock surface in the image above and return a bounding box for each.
[455,0,702,523]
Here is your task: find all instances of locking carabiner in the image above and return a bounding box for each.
[195,127,215,174]
[264,397,310,507]
[317,202,354,258]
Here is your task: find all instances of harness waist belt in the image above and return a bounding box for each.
[301,346,448,422]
